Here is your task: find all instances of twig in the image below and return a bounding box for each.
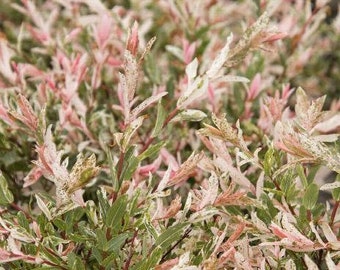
[160,227,192,262]
[330,201,340,227]
[123,229,138,270]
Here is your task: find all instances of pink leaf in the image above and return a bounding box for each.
[247,73,262,101]
[127,21,139,56]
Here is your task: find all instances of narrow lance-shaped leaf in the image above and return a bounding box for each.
[170,109,207,122]
[206,33,233,78]
[124,50,139,101]
[131,92,168,120]
[104,233,131,252]
[151,100,166,138]
[139,36,156,64]
[105,147,118,191]
[120,155,140,181]
[302,183,319,210]
[154,222,189,250]
[36,105,47,145]
[325,253,337,269]
[121,115,146,152]
[35,194,52,220]
[136,247,162,270]
[138,141,166,161]
[185,57,198,82]
[304,254,318,270]
[105,195,128,232]
[167,151,204,187]
[0,171,14,206]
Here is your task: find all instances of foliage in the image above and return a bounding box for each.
[0,0,339,269]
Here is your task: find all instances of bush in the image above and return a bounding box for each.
[0,0,339,269]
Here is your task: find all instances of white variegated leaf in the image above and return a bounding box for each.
[171,109,207,122]
[303,254,319,270]
[320,222,337,243]
[325,253,337,270]
[131,92,167,119]
[165,45,183,61]
[220,75,250,83]
[185,57,198,81]
[35,194,52,221]
[177,75,208,109]
[320,182,340,191]
[206,33,233,78]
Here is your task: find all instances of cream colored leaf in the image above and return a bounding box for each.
[206,33,233,79]
[303,254,319,270]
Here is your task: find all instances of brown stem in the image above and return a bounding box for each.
[306,210,312,222]
[160,227,192,263]
[330,201,340,227]
[116,151,125,184]
[123,229,138,270]
[162,108,179,128]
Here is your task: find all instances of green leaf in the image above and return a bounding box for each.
[303,183,319,210]
[138,141,166,161]
[297,164,308,188]
[151,100,166,138]
[155,222,189,251]
[0,133,11,149]
[132,247,162,270]
[297,205,309,232]
[69,233,93,243]
[95,228,107,250]
[67,253,86,270]
[36,106,46,145]
[119,146,140,182]
[101,252,119,268]
[120,155,140,181]
[97,188,110,217]
[39,245,65,266]
[52,218,67,231]
[0,171,14,206]
[17,211,30,231]
[91,248,103,264]
[104,232,130,252]
[0,150,22,168]
[263,147,280,176]
[141,216,159,240]
[85,200,99,226]
[105,195,128,232]
[145,54,162,84]
[279,170,299,204]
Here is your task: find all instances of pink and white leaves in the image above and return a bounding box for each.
[34,126,99,208]
[0,37,17,84]
[177,58,209,109]
[261,213,325,252]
